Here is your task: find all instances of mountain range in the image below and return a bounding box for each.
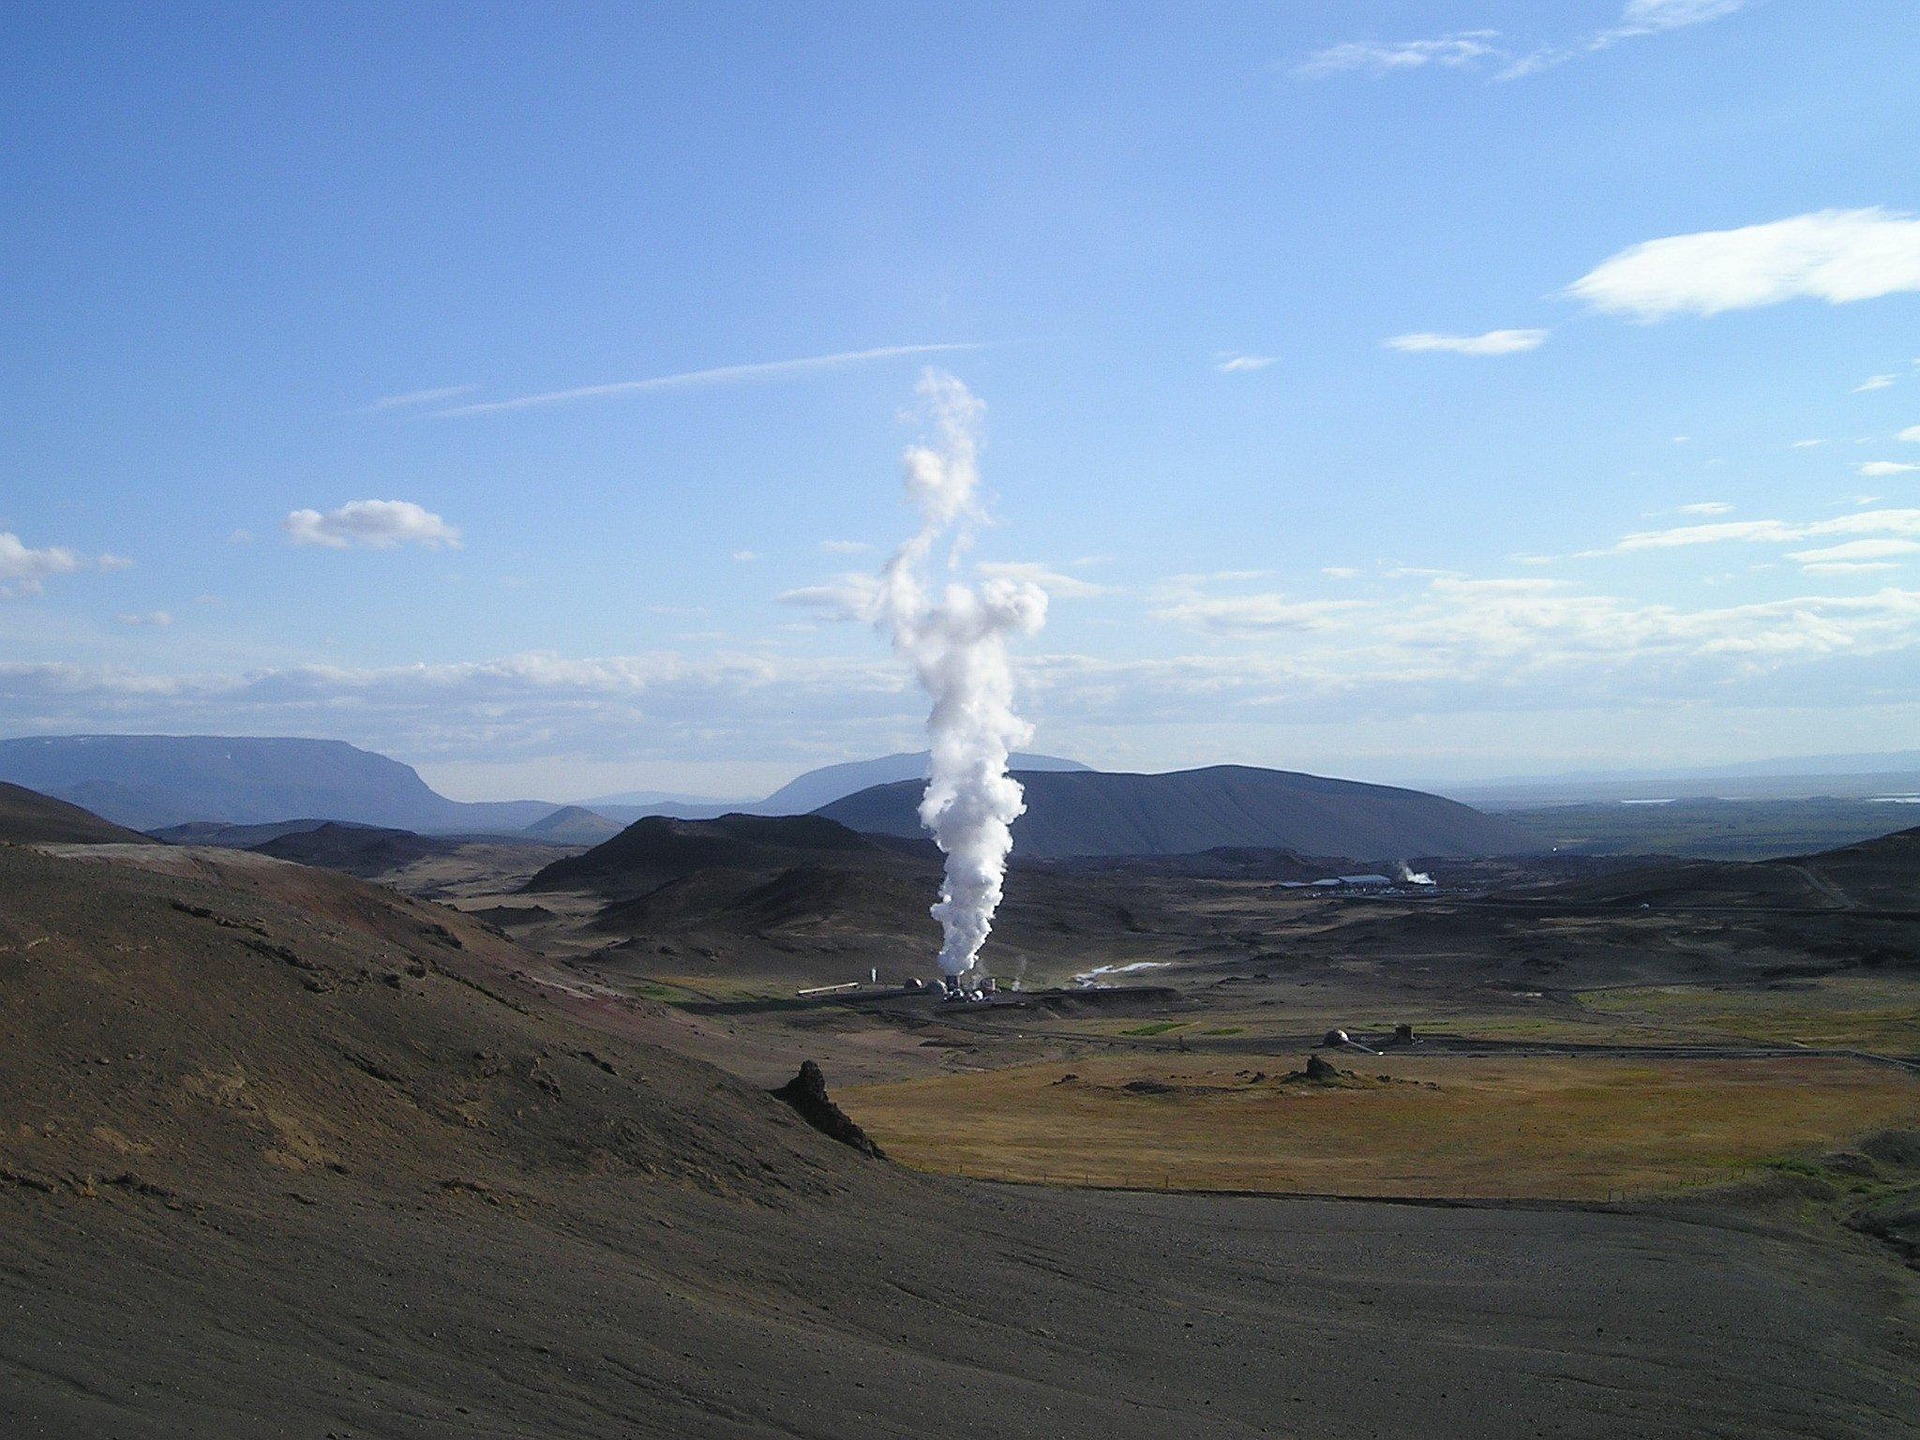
[818,765,1536,860]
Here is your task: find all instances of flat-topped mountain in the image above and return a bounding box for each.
[0,734,558,832]
[818,764,1537,860]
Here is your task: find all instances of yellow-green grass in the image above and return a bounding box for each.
[840,1054,1920,1201]
[1576,978,1920,1053]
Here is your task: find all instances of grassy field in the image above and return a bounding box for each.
[840,1053,1920,1200]
[1575,978,1920,1052]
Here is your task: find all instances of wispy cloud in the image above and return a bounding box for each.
[1589,0,1749,50]
[1856,374,1900,393]
[115,610,174,627]
[1301,2,1749,83]
[1678,501,1733,516]
[1613,508,1920,553]
[1785,539,1920,572]
[1792,439,1827,449]
[1215,353,1276,373]
[730,550,759,563]
[436,344,986,417]
[284,500,462,550]
[1386,328,1548,356]
[356,385,479,414]
[1862,461,1920,477]
[1900,426,1920,442]
[819,539,872,555]
[1568,209,1920,322]
[1295,32,1499,77]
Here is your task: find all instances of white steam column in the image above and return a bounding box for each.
[868,372,1047,989]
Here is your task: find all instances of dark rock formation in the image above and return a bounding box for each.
[772,1061,885,1158]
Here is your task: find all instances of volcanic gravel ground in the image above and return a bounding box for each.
[2,840,1917,1438]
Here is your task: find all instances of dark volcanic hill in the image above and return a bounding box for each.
[0,733,558,832]
[526,812,886,896]
[819,764,1536,860]
[0,782,148,845]
[249,821,466,878]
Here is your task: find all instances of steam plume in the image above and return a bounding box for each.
[870,372,1047,980]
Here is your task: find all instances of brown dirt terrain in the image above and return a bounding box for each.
[6,831,1920,1437]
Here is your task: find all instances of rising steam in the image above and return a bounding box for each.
[868,372,1047,981]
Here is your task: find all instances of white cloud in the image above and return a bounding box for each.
[1568,209,1920,321]
[1900,426,1920,442]
[228,529,255,545]
[1322,567,1360,580]
[0,533,83,600]
[1385,329,1548,356]
[1792,439,1827,449]
[97,554,134,572]
[1677,501,1732,516]
[1785,539,1920,567]
[1856,374,1899,393]
[730,549,759,563]
[284,500,462,550]
[1614,508,1920,553]
[1215,353,1276,373]
[975,562,1109,599]
[11,568,1920,765]
[1861,461,1920,477]
[1296,32,1499,76]
[115,611,174,627]
[819,539,872,555]
[436,344,986,418]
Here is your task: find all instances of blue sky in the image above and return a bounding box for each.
[5,1,1920,800]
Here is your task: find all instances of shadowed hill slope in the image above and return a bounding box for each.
[0,783,148,845]
[1551,826,1920,913]
[526,812,884,895]
[3,843,1917,1437]
[819,764,1538,860]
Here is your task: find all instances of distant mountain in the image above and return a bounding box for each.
[522,805,625,845]
[148,818,350,848]
[1451,750,1920,808]
[0,782,149,845]
[0,735,561,833]
[573,787,742,808]
[582,751,1090,823]
[755,751,1089,815]
[816,765,1536,861]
